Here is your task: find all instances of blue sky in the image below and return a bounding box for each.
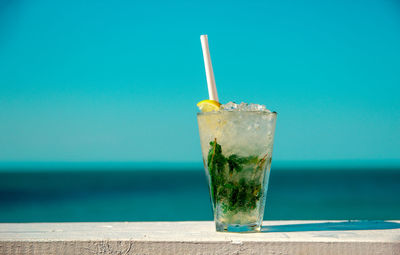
[0,0,399,163]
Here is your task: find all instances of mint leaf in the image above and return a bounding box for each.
[207,139,227,205]
[205,139,270,215]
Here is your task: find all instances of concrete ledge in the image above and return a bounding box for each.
[0,221,399,254]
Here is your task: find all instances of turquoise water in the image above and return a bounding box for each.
[0,167,399,222]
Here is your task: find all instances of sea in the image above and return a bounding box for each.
[0,163,399,222]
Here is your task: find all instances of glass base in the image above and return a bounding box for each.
[216,222,261,233]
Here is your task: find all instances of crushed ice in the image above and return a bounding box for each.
[220,101,271,112]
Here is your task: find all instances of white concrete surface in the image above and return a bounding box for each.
[0,220,399,254]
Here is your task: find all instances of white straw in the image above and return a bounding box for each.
[200,35,219,102]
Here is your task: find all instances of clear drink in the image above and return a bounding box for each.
[197,108,277,232]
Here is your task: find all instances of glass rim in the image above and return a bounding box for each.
[197,110,277,116]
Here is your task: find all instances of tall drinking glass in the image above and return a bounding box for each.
[197,110,277,232]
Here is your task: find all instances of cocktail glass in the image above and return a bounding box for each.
[197,110,277,232]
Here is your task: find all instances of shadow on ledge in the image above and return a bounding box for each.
[261,220,400,233]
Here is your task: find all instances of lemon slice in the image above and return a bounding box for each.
[197,100,221,112]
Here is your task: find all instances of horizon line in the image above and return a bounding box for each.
[0,159,399,171]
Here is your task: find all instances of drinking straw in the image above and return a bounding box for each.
[200,35,219,102]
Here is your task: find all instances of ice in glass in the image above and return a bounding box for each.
[197,102,277,232]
